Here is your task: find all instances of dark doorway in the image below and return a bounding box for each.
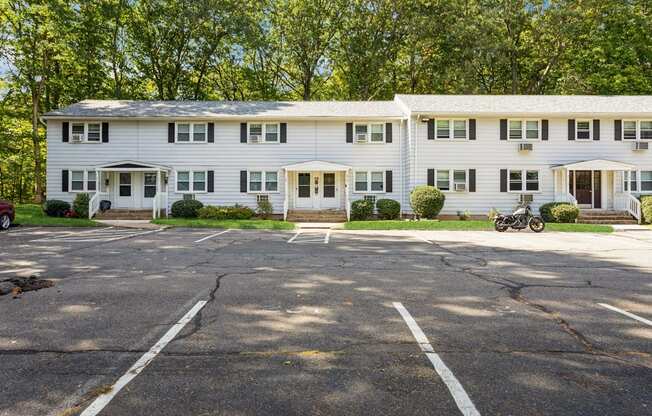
[573,170,592,206]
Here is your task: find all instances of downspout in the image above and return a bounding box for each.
[398,118,403,218]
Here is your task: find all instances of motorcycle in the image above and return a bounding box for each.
[494,203,545,233]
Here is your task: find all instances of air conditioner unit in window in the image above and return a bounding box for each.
[182,193,195,201]
[256,194,269,203]
[633,142,649,151]
[249,135,261,143]
[355,133,368,143]
[454,183,466,192]
[519,194,534,204]
[518,143,533,152]
[71,134,83,143]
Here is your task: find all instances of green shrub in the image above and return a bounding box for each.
[257,199,273,219]
[539,202,570,223]
[487,208,499,221]
[376,198,400,220]
[351,199,373,220]
[410,186,445,219]
[72,193,91,218]
[457,209,471,221]
[550,204,579,223]
[43,200,70,217]
[641,195,652,224]
[171,199,204,218]
[197,204,255,220]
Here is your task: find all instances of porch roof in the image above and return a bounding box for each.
[282,160,351,172]
[551,159,636,171]
[94,160,172,171]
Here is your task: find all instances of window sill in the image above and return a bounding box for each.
[431,138,469,141]
[508,191,541,194]
[353,191,385,194]
[247,191,279,194]
[247,142,280,145]
[174,141,207,144]
[175,191,207,194]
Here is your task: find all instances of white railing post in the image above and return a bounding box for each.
[283,169,288,220]
[345,169,350,221]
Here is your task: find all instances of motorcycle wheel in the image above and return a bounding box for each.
[529,217,545,233]
[494,221,508,232]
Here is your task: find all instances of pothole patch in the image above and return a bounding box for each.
[0,275,55,298]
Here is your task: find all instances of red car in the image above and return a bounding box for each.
[0,200,15,230]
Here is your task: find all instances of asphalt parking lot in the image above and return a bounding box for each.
[1,226,651,416]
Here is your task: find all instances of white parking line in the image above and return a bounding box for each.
[194,229,231,243]
[598,303,652,327]
[79,300,208,416]
[324,230,331,244]
[32,227,161,243]
[287,231,301,243]
[412,234,433,244]
[393,302,480,416]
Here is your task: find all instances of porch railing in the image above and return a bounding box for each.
[153,192,168,219]
[89,192,109,219]
[565,192,578,206]
[624,193,642,224]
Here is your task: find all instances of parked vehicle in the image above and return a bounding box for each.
[494,203,545,233]
[0,200,15,230]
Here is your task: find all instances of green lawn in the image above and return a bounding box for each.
[14,204,99,227]
[152,218,295,230]
[344,220,613,233]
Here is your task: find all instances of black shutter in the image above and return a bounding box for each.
[614,120,622,141]
[500,169,508,192]
[385,170,393,193]
[541,120,549,141]
[500,119,507,140]
[468,169,476,192]
[427,119,435,140]
[240,170,247,192]
[207,170,214,192]
[346,123,353,143]
[593,119,600,141]
[385,122,393,143]
[427,169,435,186]
[280,122,287,143]
[240,123,247,143]
[62,170,69,192]
[469,119,476,140]
[168,123,175,143]
[102,122,109,143]
[62,122,69,142]
[208,122,214,143]
[568,119,575,140]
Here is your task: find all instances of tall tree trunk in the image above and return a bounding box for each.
[31,85,43,203]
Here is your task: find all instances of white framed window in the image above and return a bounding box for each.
[641,171,652,192]
[623,171,638,192]
[508,119,540,140]
[71,170,85,191]
[575,120,592,140]
[68,170,98,192]
[248,123,279,143]
[433,169,468,192]
[508,169,540,193]
[176,122,206,143]
[248,171,279,193]
[353,170,385,193]
[176,170,207,193]
[70,122,102,143]
[87,171,97,191]
[353,123,385,144]
[622,120,652,140]
[435,119,467,140]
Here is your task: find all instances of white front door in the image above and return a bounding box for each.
[116,172,134,208]
[295,172,313,209]
[320,172,340,209]
[141,172,157,209]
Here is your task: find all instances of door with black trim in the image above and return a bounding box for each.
[295,172,313,209]
[116,172,134,208]
[573,170,593,207]
[320,172,339,209]
[141,172,157,209]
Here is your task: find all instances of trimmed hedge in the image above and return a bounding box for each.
[198,204,255,220]
[351,199,373,220]
[171,199,204,218]
[376,198,400,220]
[641,195,652,224]
[43,200,70,217]
[550,204,579,223]
[539,202,572,223]
[410,185,445,219]
[72,193,91,219]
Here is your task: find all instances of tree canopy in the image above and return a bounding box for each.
[1,0,651,202]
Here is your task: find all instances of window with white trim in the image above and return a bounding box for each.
[354,170,384,193]
[176,123,206,143]
[509,120,539,140]
[623,171,638,192]
[641,171,652,192]
[436,169,450,190]
[87,123,101,142]
[87,171,97,191]
[509,169,539,192]
[70,122,103,143]
[248,171,278,193]
[176,170,207,192]
[71,170,85,191]
[353,123,385,143]
[248,123,279,143]
[576,120,591,140]
[68,170,98,192]
[623,120,652,140]
[436,119,467,139]
[434,169,468,192]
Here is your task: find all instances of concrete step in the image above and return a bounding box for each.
[287,210,347,223]
[578,219,638,224]
[95,209,153,220]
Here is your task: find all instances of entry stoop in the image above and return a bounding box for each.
[578,210,638,224]
[95,209,154,220]
[287,209,347,223]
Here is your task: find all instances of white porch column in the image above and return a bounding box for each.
[566,169,570,202]
[345,169,350,221]
[283,169,289,220]
[154,169,161,219]
[553,170,558,201]
[627,170,632,195]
